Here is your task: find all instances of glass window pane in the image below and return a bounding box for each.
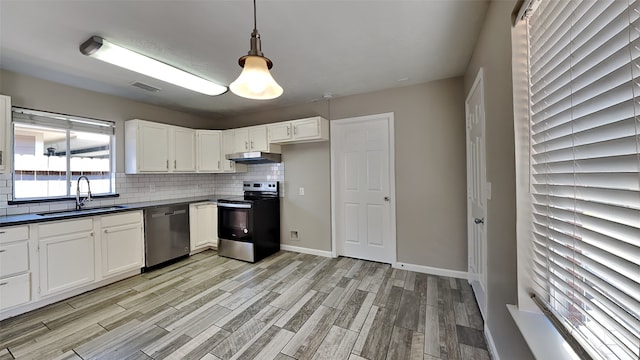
[68,130,111,196]
[13,123,68,199]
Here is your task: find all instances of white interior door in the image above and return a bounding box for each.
[466,68,488,318]
[331,113,396,264]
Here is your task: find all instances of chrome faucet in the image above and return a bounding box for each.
[76,176,92,210]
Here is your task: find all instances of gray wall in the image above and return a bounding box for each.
[0,69,218,173]
[1,69,469,270]
[223,78,468,270]
[463,1,534,359]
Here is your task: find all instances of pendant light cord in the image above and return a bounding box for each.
[253,0,257,31]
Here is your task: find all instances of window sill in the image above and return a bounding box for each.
[8,193,120,205]
[507,305,579,360]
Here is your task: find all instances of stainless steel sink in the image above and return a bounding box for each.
[37,205,128,217]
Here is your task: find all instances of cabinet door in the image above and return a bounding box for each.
[222,131,247,173]
[197,130,222,172]
[0,95,10,173]
[0,273,30,310]
[222,130,236,171]
[39,232,94,297]
[292,118,322,140]
[101,223,143,278]
[173,127,196,172]
[138,121,170,172]
[249,126,268,151]
[190,203,217,252]
[268,122,292,143]
[234,128,250,153]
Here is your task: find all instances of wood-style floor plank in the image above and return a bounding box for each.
[0,250,489,360]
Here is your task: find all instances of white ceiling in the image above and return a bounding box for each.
[0,0,489,119]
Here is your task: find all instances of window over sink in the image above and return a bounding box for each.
[11,108,116,201]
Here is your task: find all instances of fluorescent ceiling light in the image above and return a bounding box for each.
[80,36,227,96]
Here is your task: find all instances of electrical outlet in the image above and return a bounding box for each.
[299,187,305,196]
[290,230,299,240]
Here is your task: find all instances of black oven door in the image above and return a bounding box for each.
[217,201,253,241]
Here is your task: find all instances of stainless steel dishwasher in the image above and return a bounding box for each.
[144,204,190,268]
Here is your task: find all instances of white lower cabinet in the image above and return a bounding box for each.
[190,202,218,253]
[0,273,31,310]
[99,211,144,278]
[38,219,95,297]
[0,225,31,310]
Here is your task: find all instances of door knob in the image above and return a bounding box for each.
[474,218,485,224]
[384,196,390,202]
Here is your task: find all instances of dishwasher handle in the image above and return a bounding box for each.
[151,209,187,218]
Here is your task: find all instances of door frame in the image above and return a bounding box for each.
[465,68,488,318]
[330,112,397,266]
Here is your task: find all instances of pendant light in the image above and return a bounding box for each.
[230,0,283,100]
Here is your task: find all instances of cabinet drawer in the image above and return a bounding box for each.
[0,273,31,310]
[0,242,28,277]
[101,211,142,228]
[0,226,29,244]
[38,218,93,239]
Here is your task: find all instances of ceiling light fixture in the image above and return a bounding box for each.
[230,0,283,100]
[79,36,227,96]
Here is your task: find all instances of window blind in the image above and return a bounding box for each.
[12,108,116,135]
[527,1,640,359]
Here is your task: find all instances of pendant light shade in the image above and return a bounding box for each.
[230,0,283,100]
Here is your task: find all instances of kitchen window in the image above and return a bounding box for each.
[11,108,116,201]
[524,1,640,360]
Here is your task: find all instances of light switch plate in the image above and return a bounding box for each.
[299,187,304,196]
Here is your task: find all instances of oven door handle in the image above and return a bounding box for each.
[217,203,252,209]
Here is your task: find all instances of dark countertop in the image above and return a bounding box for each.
[0,195,236,227]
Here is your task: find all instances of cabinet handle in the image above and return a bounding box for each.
[0,249,5,253]
[250,140,254,149]
[166,160,169,169]
[0,282,7,286]
[174,160,177,169]
[104,229,109,234]
[245,141,249,150]
[218,160,220,169]
[90,232,94,237]
[293,125,297,135]
[0,231,5,234]
[287,127,290,136]
[0,150,3,166]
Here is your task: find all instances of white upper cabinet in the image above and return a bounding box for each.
[233,125,281,153]
[196,130,222,172]
[172,127,196,172]
[221,130,247,173]
[267,122,292,143]
[125,119,196,173]
[268,116,329,144]
[0,95,11,173]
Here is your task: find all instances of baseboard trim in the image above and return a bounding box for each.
[485,324,500,360]
[280,244,333,258]
[393,262,469,280]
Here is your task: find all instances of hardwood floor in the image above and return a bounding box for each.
[0,250,490,360]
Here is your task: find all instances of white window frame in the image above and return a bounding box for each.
[11,108,116,202]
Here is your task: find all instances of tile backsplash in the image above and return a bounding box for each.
[0,163,284,216]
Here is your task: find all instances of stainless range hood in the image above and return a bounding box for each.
[226,151,282,164]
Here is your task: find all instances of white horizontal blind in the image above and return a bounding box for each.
[528,1,640,359]
[12,108,115,135]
